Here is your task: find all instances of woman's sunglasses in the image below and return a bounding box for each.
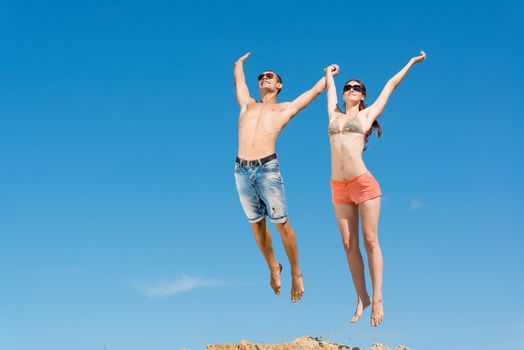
[343,84,363,93]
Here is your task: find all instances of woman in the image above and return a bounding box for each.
[324,51,426,326]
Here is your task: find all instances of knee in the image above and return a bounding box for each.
[275,221,295,238]
[343,241,359,255]
[251,220,266,233]
[275,220,290,232]
[363,233,380,253]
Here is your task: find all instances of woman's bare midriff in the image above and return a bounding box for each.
[330,134,368,180]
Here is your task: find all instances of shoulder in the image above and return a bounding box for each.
[245,99,259,108]
[358,107,372,121]
[358,108,375,131]
[272,102,292,114]
[330,108,344,120]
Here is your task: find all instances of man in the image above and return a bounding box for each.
[233,52,339,302]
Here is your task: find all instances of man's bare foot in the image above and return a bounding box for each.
[350,296,371,323]
[291,272,304,302]
[371,298,384,327]
[270,263,283,295]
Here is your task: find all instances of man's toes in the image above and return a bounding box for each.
[370,314,383,327]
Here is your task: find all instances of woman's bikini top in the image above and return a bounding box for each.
[328,115,365,137]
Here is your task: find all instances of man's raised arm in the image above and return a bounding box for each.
[234,52,254,109]
[282,65,339,122]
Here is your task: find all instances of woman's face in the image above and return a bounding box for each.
[343,80,365,104]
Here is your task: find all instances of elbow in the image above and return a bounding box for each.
[234,73,244,84]
[314,86,324,96]
[386,79,398,89]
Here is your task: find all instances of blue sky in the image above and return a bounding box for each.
[1,1,523,349]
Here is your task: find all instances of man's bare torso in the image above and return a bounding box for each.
[237,100,291,159]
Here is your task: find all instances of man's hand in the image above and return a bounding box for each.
[236,52,251,64]
[324,64,340,77]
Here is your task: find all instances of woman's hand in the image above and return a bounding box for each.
[324,64,340,77]
[410,50,426,64]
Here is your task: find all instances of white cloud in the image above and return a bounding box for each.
[138,275,222,298]
[409,198,425,210]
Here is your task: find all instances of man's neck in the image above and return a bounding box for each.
[261,93,278,104]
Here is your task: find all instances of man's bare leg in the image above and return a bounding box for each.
[334,204,371,323]
[250,218,282,295]
[274,219,303,302]
[359,197,384,327]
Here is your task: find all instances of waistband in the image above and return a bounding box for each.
[330,171,373,184]
[236,153,277,167]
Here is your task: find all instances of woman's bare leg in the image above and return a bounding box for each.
[359,197,383,326]
[334,204,371,323]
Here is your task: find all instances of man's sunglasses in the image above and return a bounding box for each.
[258,72,276,81]
[343,84,363,93]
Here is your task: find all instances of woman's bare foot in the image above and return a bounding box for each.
[291,272,304,302]
[350,296,371,323]
[270,263,283,295]
[371,298,384,327]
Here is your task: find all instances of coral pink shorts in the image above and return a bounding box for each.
[330,172,382,205]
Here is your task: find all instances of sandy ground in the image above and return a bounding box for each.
[206,335,411,350]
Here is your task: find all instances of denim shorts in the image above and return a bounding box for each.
[234,156,288,224]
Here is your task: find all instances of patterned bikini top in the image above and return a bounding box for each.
[328,115,365,137]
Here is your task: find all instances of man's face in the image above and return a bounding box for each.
[258,71,282,94]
